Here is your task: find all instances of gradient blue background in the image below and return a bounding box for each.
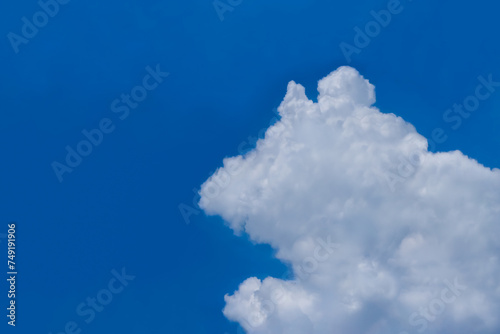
[1,0,499,333]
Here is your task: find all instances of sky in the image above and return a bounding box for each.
[0,0,500,333]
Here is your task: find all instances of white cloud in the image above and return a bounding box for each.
[199,67,500,334]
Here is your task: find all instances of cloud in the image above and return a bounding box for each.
[199,67,500,334]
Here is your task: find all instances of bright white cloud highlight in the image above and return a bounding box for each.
[199,67,500,334]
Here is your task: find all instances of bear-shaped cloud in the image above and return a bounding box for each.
[199,67,500,334]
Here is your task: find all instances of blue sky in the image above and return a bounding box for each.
[1,0,500,333]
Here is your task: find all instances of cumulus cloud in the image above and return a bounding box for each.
[199,67,500,334]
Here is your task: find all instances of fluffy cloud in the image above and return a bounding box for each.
[199,67,500,334]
